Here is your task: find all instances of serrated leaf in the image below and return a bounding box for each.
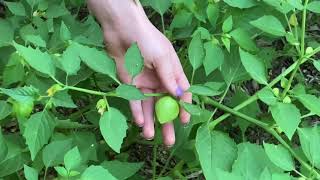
[263,143,294,171]
[100,108,128,153]
[0,86,39,102]
[13,42,56,76]
[195,125,237,180]
[116,84,146,100]
[250,15,286,36]
[5,2,26,16]
[188,33,205,70]
[81,165,117,180]
[24,165,38,180]
[222,15,233,33]
[257,88,277,105]
[203,42,224,76]
[230,28,258,52]
[270,102,301,140]
[42,139,73,167]
[24,111,56,160]
[150,0,172,15]
[52,90,77,108]
[181,102,202,116]
[64,147,82,171]
[0,101,11,121]
[60,42,81,75]
[239,48,268,85]
[188,84,223,96]
[124,43,144,79]
[101,161,143,180]
[307,1,320,13]
[223,0,257,8]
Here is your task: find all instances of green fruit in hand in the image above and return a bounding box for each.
[155,96,179,124]
[12,99,34,118]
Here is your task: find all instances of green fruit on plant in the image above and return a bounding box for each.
[306,47,313,54]
[272,88,280,97]
[155,96,179,124]
[283,96,292,104]
[12,99,34,118]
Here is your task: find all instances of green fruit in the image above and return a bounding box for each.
[272,88,280,97]
[155,96,179,124]
[12,99,34,118]
[283,96,292,104]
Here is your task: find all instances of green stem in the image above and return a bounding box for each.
[203,97,320,179]
[161,15,165,34]
[152,142,158,180]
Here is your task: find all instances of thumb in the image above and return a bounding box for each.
[153,55,182,97]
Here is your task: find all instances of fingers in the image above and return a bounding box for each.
[129,101,144,127]
[141,88,155,140]
[162,122,175,147]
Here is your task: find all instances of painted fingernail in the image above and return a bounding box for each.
[176,86,184,97]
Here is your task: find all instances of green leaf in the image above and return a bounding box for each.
[64,147,82,171]
[296,94,320,116]
[263,0,294,14]
[188,84,223,96]
[181,102,202,116]
[24,165,38,180]
[116,84,146,100]
[54,166,68,177]
[207,4,219,28]
[216,169,245,180]
[195,125,237,180]
[0,101,11,121]
[72,132,98,162]
[222,16,233,33]
[307,1,320,13]
[259,167,272,180]
[60,42,81,75]
[52,90,77,108]
[5,2,26,16]
[46,2,69,18]
[0,86,39,102]
[100,108,128,153]
[25,35,46,48]
[221,36,231,52]
[250,15,286,36]
[239,48,268,85]
[170,10,192,29]
[0,20,14,47]
[3,52,25,86]
[223,0,257,8]
[313,60,320,72]
[0,142,26,177]
[270,102,301,140]
[101,160,143,180]
[272,173,291,180]
[124,43,144,79]
[257,88,277,105]
[298,126,320,169]
[188,33,205,70]
[60,21,71,41]
[78,44,119,83]
[0,130,8,163]
[42,139,73,167]
[26,0,40,8]
[150,0,172,15]
[203,42,224,76]
[13,42,55,76]
[263,143,295,171]
[23,111,56,160]
[81,165,117,180]
[192,27,211,40]
[230,28,258,52]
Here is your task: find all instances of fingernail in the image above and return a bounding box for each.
[137,123,144,127]
[176,86,184,97]
[140,132,154,141]
[165,144,174,149]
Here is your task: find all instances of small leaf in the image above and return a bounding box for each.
[116,84,146,100]
[0,20,14,47]
[124,43,144,79]
[60,21,71,41]
[24,165,38,180]
[223,0,257,8]
[270,102,301,140]
[203,42,224,76]
[101,160,143,180]
[149,0,172,16]
[60,42,81,75]
[24,111,56,160]
[52,90,77,108]
[64,147,82,171]
[250,15,286,36]
[81,165,117,180]
[54,166,68,177]
[0,129,8,163]
[170,10,192,29]
[46,2,69,18]
[239,48,268,84]
[222,16,233,33]
[313,60,320,72]
[181,102,202,116]
[188,33,205,70]
[307,1,320,13]
[188,85,223,96]
[100,108,128,153]
[5,2,26,16]
[263,143,295,171]
[207,4,219,28]
[221,36,231,52]
[257,88,277,105]
[230,28,258,52]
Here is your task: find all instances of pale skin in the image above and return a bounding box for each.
[87,0,192,147]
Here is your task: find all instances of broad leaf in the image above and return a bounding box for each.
[188,33,205,70]
[24,165,38,180]
[52,90,77,108]
[296,94,320,116]
[230,28,258,52]
[216,169,245,180]
[239,48,268,84]
[0,86,39,102]
[64,147,82,171]
[270,102,301,140]
[23,111,56,160]
[170,10,193,29]
[258,88,277,105]
[203,42,224,76]
[0,142,26,177]
[60,42,81,75]
[0,101,11,121]
[0,130,8,163]
[124,43,144,79]
[25,35,46,48]
[99,108,128,153]
[101,160,143,180]
[42,139,73,167]
[263,143,294,171]
[149,0,171,15]
[307,1,320,13]
[250,16,286,36]
[60,21,71,41]
[5,2,26,16]
[181,102,202,116]
[81,165,116,180]
[207,4,219,28]
[222,16,233,33]
[195,125,237,180]
[0,20,14,47]
[223,0,257,8]
[3,52,25,86]
[116,84,146,100]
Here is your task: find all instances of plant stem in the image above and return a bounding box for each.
[161,15,165,34]
[203,97,320,179]
[152,142,158,180]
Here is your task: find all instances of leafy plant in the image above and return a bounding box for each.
[1,0,320,179]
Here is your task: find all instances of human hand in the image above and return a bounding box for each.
[88,0,192,147]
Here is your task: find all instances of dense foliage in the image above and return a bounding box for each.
[0,0,320,179]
